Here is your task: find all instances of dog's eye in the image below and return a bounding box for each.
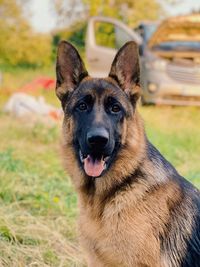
[111,104,121,113]
[77,102,87,111]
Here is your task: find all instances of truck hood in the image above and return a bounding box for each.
[148,14,200,48]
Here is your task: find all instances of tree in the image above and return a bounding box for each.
[83,0,161,27]
[0,0,52,67]
[50,0,162,29]
[50,0,86,28]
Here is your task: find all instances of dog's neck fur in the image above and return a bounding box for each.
[62,110,174,219]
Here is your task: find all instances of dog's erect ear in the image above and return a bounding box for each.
[108,41,141,102]
[56,41,88,101]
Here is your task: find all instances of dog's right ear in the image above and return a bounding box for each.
[56,41,88,102]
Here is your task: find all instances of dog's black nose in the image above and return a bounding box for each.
[87,128,109,148]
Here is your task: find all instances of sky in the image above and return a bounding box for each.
[28,0,200,33]
[27,0,56,32]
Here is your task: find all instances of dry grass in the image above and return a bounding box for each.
[0,206,84,267]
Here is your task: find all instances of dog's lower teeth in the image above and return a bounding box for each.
[79,151,84,162]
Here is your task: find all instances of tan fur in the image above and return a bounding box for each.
[61,105,193,267]
[56,41,196,267]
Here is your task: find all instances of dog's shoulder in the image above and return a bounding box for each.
[147,142,200,267]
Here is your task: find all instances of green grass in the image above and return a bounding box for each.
[140,105,200,186]
[0,113,84,266]
[0,68,200,266]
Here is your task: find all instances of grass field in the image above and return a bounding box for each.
[0,68,200,266]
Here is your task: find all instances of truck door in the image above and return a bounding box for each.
[86,16,142,77]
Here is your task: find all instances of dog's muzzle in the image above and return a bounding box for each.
[79,127,111,177]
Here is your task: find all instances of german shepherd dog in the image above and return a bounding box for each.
[56,41,200,267]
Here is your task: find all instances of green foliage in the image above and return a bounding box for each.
[0,149,23,172]
[0,0,52,67]
[52,21,87,60]
[119,0,161,27]
[83,0,161,27]
[43,249,59,265]
[95,22,116,48]
[83,0,121,19]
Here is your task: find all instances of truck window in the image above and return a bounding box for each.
[115,26,133,49]
[94,21,134,50]
[94,22,116,49]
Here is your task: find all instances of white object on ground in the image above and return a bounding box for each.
[4,93,61,118]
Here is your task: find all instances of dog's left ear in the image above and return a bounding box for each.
[56,41,88,101]
[108,41,141,102]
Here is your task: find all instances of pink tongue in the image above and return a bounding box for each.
[84,155,105,177]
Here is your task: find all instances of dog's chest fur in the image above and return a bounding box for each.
[78,179,178,267]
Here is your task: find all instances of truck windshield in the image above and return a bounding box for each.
[144,24,157,42]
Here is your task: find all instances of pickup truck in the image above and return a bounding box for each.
[85,15,200,106]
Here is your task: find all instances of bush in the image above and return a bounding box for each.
[52,21,87,61]
[0,0,52,68]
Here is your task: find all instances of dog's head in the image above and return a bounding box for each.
[56,41,141,178]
